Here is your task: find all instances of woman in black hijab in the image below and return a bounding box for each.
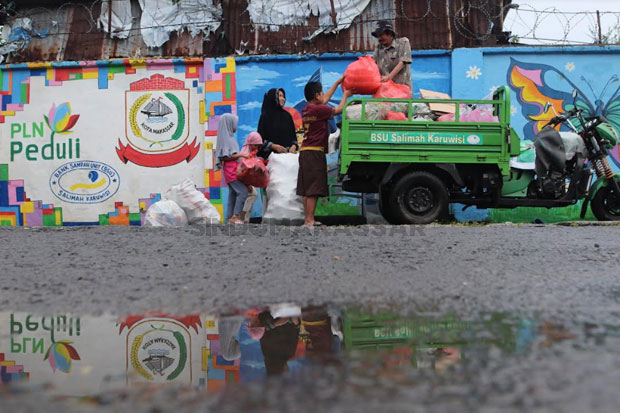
[257,88,298,159]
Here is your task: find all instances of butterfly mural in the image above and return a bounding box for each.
[507,58,620,168]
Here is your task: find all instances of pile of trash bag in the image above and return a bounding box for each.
[165,179,221,224]
[144,179,221,227]
[437,104,499,123]
[345,101,432,121]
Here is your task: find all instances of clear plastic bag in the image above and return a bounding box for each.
[165,179,220,225]
[144,199,188,227]
[345,102,384,120]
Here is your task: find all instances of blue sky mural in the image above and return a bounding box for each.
[235,52,452,146]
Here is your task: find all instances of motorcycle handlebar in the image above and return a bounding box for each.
[548,108,583,124]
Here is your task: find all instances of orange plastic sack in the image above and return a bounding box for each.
[386,111,407,121]
[373,80,411,99]
[237,156,270,188]
[343,56,381,95]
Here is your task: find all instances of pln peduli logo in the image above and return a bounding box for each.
[9,102,81,162]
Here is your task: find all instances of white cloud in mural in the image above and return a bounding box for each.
[466,66,482,80]
[237,65,281,92]
[565,62,576,72]
[511,105,518,115]
[412,71,449,80]
[292,71,342,87]
[238,124,255,132]
[239,100,262,111]
[322,71,342,87]
[292,75,311,87]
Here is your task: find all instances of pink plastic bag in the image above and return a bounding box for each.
[437,113,455,122]
[373,80,411,99]
[386,111,408,121]
[438,105,499,123]
[237,155,270,188]
[343,56,381,95]
[461,108,499,123]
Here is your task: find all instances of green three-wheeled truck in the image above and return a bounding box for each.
[338,87,620,224]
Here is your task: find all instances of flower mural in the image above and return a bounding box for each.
[44,340,81,373]
[466,66,482,80]
[44,103,80,138]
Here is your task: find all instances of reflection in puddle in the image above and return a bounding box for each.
[0,305,589,407]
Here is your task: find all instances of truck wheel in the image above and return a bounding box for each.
[591,185,620,221]
[379,187,400,224]
[389,171,448,225]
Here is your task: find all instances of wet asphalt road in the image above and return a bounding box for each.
[2,224,620,413]
[1,223,619,321]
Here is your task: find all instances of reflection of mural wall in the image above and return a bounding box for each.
[0,352,30,384]
[204,317,240,391]
[0,312,206,395]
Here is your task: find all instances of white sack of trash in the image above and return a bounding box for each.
[165,178,221,224]
[263,153,304,222]
[144,199,189,227]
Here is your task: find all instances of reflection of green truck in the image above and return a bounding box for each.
[338,86,617,224]
[342,311,518,369]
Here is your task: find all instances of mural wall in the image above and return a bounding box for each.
[1,46,619,226]
[235,51,451,217]
[0,57,237,226]
[451,46,620,222]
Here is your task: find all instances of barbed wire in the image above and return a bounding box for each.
[504,4,620,45]
[2,0,620,60]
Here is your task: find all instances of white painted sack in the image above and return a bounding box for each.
[144,199,188,227]
[263,153,304,221]
[165,179,221,224]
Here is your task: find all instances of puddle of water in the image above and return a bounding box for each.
[0,305,615,410]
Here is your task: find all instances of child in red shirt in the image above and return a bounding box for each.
[297,78,352,227]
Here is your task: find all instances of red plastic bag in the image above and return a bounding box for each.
[386,111,407,121]
[237,156,270,188]
[373,80,411,99]
[342,56,381,95]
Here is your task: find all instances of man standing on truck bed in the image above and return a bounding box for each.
[372,20,413,95]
